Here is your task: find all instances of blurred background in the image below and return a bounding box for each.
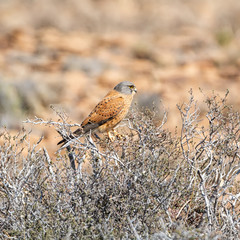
[0,0,240,153]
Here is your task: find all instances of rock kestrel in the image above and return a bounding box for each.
[57,81,137,145]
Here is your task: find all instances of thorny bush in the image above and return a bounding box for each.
[0,91,239,239]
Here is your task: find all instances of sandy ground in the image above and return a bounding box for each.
[0,0,240,156]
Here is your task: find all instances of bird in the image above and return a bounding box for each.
[57,81,137,146]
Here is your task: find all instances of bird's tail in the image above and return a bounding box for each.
[57,128,83,146]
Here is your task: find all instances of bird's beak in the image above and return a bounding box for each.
[133,87,137,93]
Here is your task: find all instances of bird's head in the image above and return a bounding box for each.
[114,81,137,95]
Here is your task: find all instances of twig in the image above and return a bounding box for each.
[43,147,56,181]
[66,146,76,171]
[127,215,141,240]
[197,170,213,228]
[176,200,190,219]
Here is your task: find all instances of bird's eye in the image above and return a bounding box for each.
[129,85,134,89]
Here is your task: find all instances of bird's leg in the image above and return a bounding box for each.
[107,131,115,142]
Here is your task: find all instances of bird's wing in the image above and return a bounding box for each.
[81,95,125,133]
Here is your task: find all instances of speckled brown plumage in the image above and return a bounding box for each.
[58,81,137,145]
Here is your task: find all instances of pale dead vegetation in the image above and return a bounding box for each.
[0,92,239,239]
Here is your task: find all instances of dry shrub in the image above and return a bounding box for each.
[0,91,239,239]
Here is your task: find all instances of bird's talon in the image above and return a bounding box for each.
[113,130,125,140]
[116,133,125,140]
